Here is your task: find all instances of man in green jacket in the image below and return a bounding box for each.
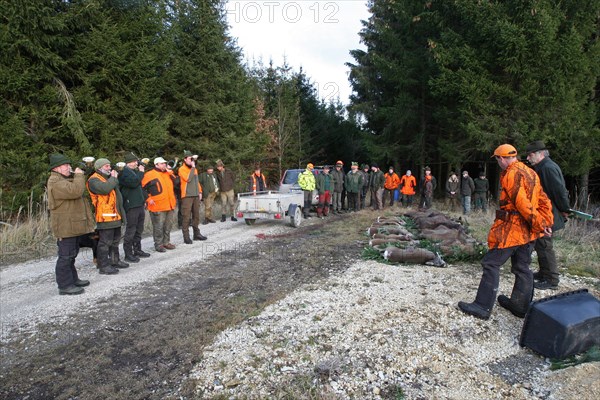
[526,140,571,290]
[47,153,96,295]
[370,164,385,210]
[119,152,150,263]
[298,163,316,218]
[199,165,220,224]
[316,165,333,218]
[87,158,128,274]
[345,162,364,212]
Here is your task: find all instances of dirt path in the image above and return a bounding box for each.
[0,213,368,399]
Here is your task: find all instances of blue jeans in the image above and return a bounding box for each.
[462,195,472,214]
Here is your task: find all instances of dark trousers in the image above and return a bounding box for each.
[384,189,396,206]
[473,242,534,312]
[534,236,559,285]
[401,193,414,206]
[303,190,312,216]
[123,206,145,256]
[347,192,359,211]
[474,192,487,212]
[56,236,82,289]
[181,196,200,238]
[97,227,122,268]
[360,187,369,209]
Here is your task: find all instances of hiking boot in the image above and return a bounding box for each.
[99,266,119,275]
[534,280,558,290]
[184,237,193,244]
[155,246,166,253]
[112,260,130,268]
[74,279,90,287]
[59,285,84,295]
[135,249,150,258]
[221,214,226,222]
[457,301,490,320]
[163,243,176,250]
[231,216,238,222]
[497,295,527,318]
[193,234,208,241]
[124,254,140,263]
[533,271,543,281]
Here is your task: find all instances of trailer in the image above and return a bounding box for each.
[236,191,304,227]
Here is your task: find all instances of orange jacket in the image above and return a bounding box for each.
[384,172,400,190]
[86,172,121,223]
[142,168,177,212]
[250,173,266,192]
[400,175,416,195]
[488,161,553,249]
[178,164,202,198]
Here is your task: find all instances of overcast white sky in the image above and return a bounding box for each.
[224,0,370,105]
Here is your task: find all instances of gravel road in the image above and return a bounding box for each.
[1,210,598,400]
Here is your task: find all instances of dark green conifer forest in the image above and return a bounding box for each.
[1,0,598,213]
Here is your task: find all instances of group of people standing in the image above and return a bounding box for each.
[296,161,420,218]
[445,170,490,214]
[46,150,239,295]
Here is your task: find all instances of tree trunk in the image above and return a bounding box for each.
[577,171,589,210]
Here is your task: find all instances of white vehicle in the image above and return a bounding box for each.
[236,190,305,227]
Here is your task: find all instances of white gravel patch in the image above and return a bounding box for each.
[0,219,289,343]
[189,260,600,399]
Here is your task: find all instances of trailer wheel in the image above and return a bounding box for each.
[245,219,256,225]
[290,206,303,227]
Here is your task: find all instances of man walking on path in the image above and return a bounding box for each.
[47,153,95,294]
[526,140,570,290]
[458,144,553,320]
[87,158,128,274]
[119,152,150,263]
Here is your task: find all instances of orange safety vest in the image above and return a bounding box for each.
[142,168,177,212]
[87,172,121,223]
[251,173,266,192]
[178,163,202,198]
[384,172,400,190]
[488,161,553,249]
[400,175,416,195]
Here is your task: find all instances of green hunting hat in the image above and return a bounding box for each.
[183,150,193,158]
[206,165,214,170]
[124,152,138,163]
[48,153,71,170]
[94,158,111,170]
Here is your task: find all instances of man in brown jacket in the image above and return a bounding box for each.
[47,153,96,295]
[216,159,237,222]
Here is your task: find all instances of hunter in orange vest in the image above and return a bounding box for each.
[400,170,416,207]
[178,150,206,243]
[87,158,128,274]
[383,166,401,207]
[458,144,553,321]
[142,157,178,252]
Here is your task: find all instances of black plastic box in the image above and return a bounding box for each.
[519,289,600,359]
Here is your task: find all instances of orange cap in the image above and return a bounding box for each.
[493,144,518,158]
[335,160,344,166]
[307,163,314,169]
